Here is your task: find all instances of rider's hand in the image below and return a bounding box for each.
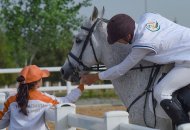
[80,73,100,85]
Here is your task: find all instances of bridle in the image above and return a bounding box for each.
[68,18,109,73]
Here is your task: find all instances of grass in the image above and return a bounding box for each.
[54,89,118,99]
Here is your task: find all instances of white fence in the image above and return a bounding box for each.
[46,103,159,130]
[1,101,189,130]
[0,67,61,74]
[0,67,113,94]
[44,103,190,130]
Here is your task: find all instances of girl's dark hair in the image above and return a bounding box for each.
[16,76,38,116]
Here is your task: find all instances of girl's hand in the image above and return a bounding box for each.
[77,84,84,92]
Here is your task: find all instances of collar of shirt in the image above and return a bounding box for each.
[131,23,138,44]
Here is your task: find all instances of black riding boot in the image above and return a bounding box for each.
[160,99,190,126]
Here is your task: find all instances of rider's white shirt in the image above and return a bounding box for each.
[133,13,190,65]
[99,13,190,80]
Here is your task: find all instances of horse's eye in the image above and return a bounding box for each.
[75,37,82,44]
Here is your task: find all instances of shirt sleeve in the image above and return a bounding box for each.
[0,111,10,129]
[44,88,82,104]
[98,48,152,80]
[57,88,82,103]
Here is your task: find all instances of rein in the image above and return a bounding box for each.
[127,64,162,128]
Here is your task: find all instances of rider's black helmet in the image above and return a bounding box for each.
[107,14,135,44]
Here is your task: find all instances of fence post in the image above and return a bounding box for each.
[55,103,76,130]
[66,81,72,94]
[104,111,129,130]
[44,81,50,87]
[0,93,6,109]
[0,93,6,130]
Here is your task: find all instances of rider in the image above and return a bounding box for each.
[81,13,190,126]
[0,65,84,130]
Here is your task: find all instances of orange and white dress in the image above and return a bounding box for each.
[0,88,81,130]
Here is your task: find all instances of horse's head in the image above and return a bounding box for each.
[61,7,107,82]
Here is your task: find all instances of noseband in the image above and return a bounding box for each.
[68,18,109,72]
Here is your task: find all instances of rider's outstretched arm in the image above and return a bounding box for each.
[99,48,152,80]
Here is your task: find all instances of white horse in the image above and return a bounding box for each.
[61,7,174,130]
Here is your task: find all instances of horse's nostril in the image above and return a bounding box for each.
[61,68,64,75]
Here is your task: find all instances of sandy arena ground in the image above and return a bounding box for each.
[48,104,126,130]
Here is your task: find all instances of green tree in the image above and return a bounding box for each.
[0,31,17,86]
[0,0,91,67]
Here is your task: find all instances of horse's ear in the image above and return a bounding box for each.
[90,6,98,21]
[99,6,105,18]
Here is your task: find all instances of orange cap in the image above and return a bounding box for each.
[20,65,50,83]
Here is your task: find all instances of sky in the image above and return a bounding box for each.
[78,0,190,27]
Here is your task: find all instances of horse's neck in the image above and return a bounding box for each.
[100,40,132,68]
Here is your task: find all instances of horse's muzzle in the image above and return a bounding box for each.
[60,67,80,83]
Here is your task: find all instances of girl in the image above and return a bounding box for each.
[0,65,84,130]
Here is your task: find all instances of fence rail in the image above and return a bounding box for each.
[68,114,105,130]
[50,103,190,130]
[0,67,113,94]
[46,103,160,130]
[0,67,61,74]
[0,84,113,94]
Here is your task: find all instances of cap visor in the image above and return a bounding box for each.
[42,70,50,78]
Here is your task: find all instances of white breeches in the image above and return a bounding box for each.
[154,66,190,103]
